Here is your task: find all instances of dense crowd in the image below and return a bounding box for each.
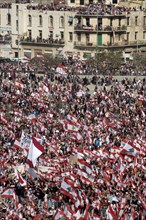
[0,64,146,219]
[0,57,146,77]
[1,1,146,15]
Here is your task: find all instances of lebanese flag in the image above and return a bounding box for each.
[121,140,138,156]
[60,179,77,202]
[67,113,78,124]
[64,204,75,219]
[16,169,27,187]
[108,205,118,220]
[28,113,37,123]
[27,137,44,167]
[15,80,25,89]
[1,188,14,198]
[78,158,92,174]
[72,132,82,142]
[14,138,22,150]
[66,122,80,132]
[56,64,67,75]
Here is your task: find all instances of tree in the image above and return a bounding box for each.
[30,54,63,74]
[132,52,146,72]
[86,50,123,75]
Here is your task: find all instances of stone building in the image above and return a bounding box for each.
[0,1,146,60]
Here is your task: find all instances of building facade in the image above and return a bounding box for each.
[0,1,146,60]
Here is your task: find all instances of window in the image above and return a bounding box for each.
[49,31,53,38]
[86,17,90,26]
[135,32,138,40]
[15,52,18,58]
[86,34,89,43]
[15,40,18,45]
[144,16,146,26]
[143,31,146,39]
[60,31,64,40]
[80,0,84,5]
[60,16,64,28]
[70,0,75,3]
[39,15,42,26]
[68,16,73,25]
[28,15,32,26]
[127,17,130,26]
[69,32,73,42]
[135,16,138,26]
[127,32,129,41]
[119,19,121,27]
[7,13,11,25]
[28,30,32,39]
[16,5,19,16]
[49,16,53,27]
[118,34,120,41]
[77,34,81,42]
[39,30,42,39]
[16,20,18,31]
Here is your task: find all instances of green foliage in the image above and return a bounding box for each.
[30,54,63,70]
[86,50,123,73]
[132,52,146,71]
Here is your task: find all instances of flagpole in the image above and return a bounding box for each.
[18,9,19,73]
[96,9,98,75]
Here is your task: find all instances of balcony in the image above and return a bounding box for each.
[74,42,97,50]
[74,25,96,33]
[0,35,11,44]
[75,12,126,18]
[98,40,146,48]
[74,40,146,50]
[20,37,65,47]
[99,25,127,33]
[74,25,127,33]
[143,25,146,30]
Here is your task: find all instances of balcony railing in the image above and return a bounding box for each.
[74,40,146,49]
[74,25,127,32]
[20,37,65,46]
[74,42,97,49]
[99,40,146,48]
[75,12,126,18]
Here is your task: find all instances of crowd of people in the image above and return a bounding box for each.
[0,57,145,77]
[0,59,146,219]
[1,1,146,15]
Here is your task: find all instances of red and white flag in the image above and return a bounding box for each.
[15,80,25,89]
[60,178,77,202]
[66,122,80,133]
[1,188,14,198]
[16,169,27,187]
[56,64,67,75]
[27,137,44,167]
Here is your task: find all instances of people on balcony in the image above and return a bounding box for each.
[20,36,64,44]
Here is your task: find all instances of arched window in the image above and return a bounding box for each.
[7,13,11,25]
[28,15,32,26]
[60,16,64,28]
[39,15,43,26]
[49,16,53,27]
